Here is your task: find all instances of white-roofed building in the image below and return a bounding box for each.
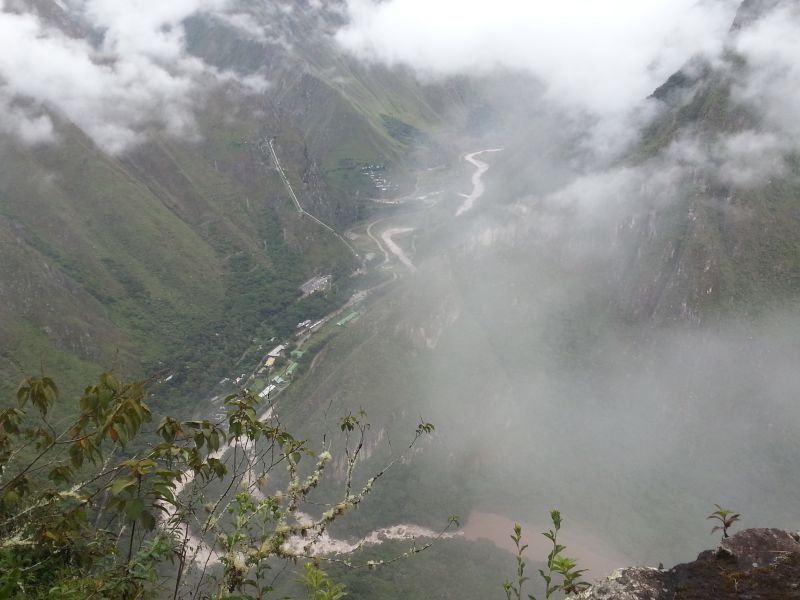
[267,345,286,358]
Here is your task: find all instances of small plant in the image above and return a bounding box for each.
[300,562,347,600]
[502,510,589,600]
[707,504,741,540]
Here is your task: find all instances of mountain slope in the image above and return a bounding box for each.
[0,0,467,410]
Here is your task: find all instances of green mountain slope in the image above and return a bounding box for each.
[615,70,800,323]
[0,1,465,411]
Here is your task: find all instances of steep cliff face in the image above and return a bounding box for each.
[580,529,800,599]
[614,0,800,325]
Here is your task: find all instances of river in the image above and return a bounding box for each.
[283,516,458,557]
[462,511,631,579]
[455,148,503,216]
[171,147,512,569]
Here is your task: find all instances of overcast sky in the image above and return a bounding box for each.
[337,0,738,118]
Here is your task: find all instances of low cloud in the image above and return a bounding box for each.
[0,0,267,154]
[0,89,55,144]
[336,0,800,183]
[514,128,788,271]
[732,2,800,141]
[665,130,791,187]
[709,131,790,186]
[337,0,737,118]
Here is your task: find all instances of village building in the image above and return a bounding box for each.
[336,312,359,327]
[258,384,277,399]
[267,344,286,358]
[300,275,332,296]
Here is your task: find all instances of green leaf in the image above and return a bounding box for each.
[100,372,120,392]
[125,497,145,520]
[69,444,84,468]
[111,477,137,496]
[139,510,156,531]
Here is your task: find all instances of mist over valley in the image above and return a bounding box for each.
[2,1,800,598]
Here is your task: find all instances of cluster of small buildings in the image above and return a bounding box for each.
[255,344,307,399]
[361,163,399,194]
[300,275,332,296]
[226,308,332,404]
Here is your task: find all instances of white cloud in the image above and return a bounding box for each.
[0,0,266,153]
[733,3,800,141]
[83,0,227,62]
[521,125,789,265]
[662,126,794,187]
[336,0,737,118]
[336,0,800,217]
[215,11,271,42]
[0,90,55,144]
[714,131,789,186]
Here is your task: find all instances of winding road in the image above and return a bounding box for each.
[381,227,416,273]
[366,219,391,266]
[363,147,502,273]
[455,148,503,216]
[366,219,417,273]
[262,138,359,259]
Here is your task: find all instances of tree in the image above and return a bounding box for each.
[0,372,441,599]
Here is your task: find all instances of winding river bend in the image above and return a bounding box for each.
[381,227,417,272]
[283,517,459,557]
[173,147,506,568]
[456,148,503,216]
[366,147,502,273]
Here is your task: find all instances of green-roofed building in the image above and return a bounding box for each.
[286,362,299,378]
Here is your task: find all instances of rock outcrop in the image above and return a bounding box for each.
[579,529,800,599]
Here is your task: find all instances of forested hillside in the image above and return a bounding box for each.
[0,0,467,414]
